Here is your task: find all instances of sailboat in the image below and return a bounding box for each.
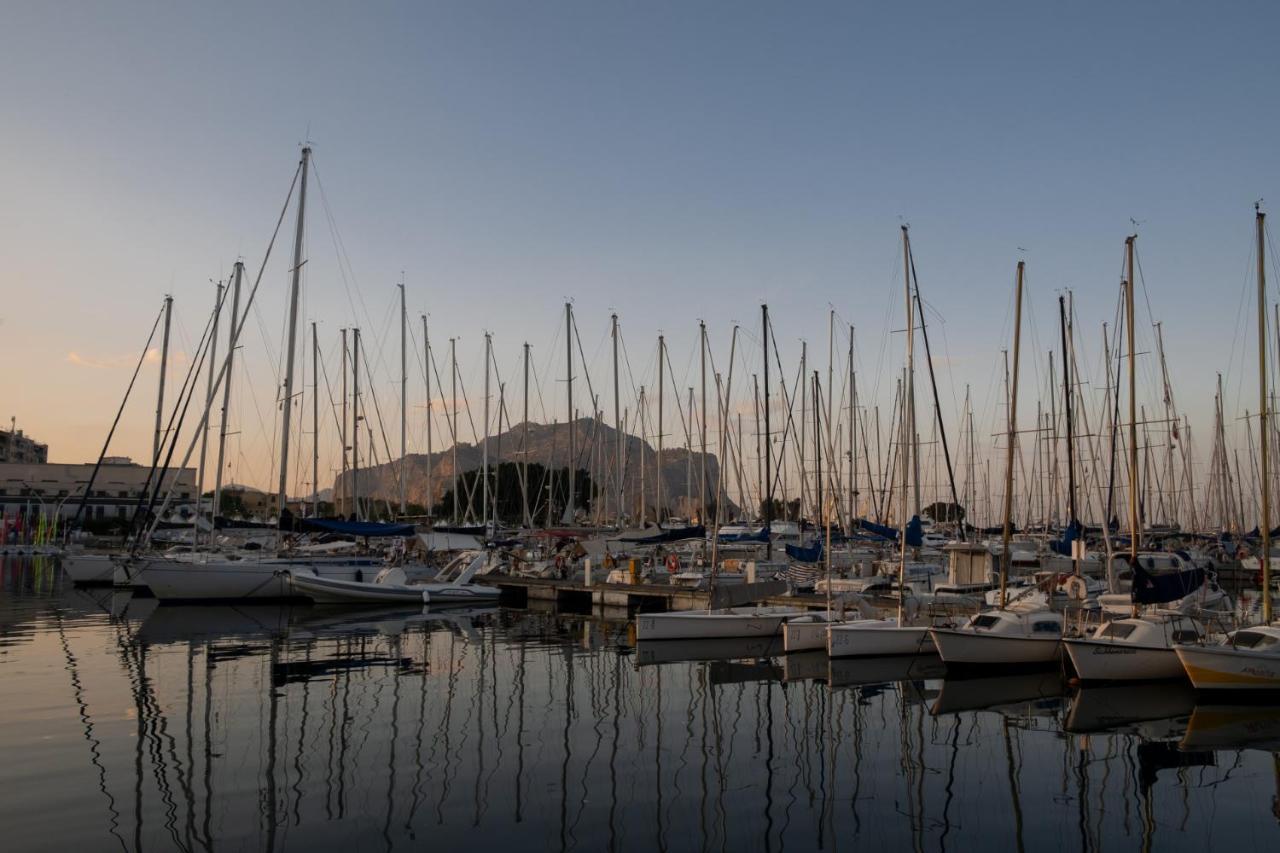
[932,259,1066,667]
[828,227,936,659]
[1175,206,1280,691]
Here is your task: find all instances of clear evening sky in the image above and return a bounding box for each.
[3,1,1279,506]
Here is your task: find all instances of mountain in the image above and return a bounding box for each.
[332,418,734,520]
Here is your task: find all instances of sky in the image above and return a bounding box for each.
[3,1,1280,514]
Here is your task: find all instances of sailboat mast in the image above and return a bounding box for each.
[657,334,665,523]
[311,321,319,518]
[1257,206,1273,623]
[848,326,856,524]
[399,282,407,517]
[901,227,919,538]
[277,146,310,516]
[762,304,773,560]
[1059,296,1078,574]
[565,302,575,523]
[352,327,361,520]
[423,316,432,521]
[213,262,242,524]
[450,337,458,524]
[340,328,348,515]
[612,315,622,523]
[153,293,173,465]
[523,341,532,528]
[1126,235,1139,559]
[195,281,222,541]
[483,332,492,530]
[999,261,1025,608]
[700,320,708,521]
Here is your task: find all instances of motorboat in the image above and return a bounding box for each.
[929,603,1065,666]
[1174,624,1280,691]
[826,615,935,658]
[287,552,500,605]
[634,606,806,641]
[781,596,878,652]
[62,552,117,584]
[1063,612,1203,681]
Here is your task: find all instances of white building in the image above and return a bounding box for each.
[0,458,196,522]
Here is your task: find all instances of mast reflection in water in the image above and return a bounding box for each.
[2,557,1280,851]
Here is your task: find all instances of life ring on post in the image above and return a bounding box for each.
[666,553,680,574]
[554,553,566,573]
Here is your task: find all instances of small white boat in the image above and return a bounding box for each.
[1063,612,1202,682]
[1174,625,1280,691]
[635,606,805,641]
[781,597,878,652]
[930,604,1064,666]
[827,617,934,658]
[288,568,429,604]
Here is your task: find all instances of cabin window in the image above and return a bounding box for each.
[1171,630,1200,643]
[1099,623,1137,639]
[1234,631,1278,649]
[971,615,1001,630]
[1033,621,1061,634]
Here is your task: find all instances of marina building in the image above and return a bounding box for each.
[0,457,196,521]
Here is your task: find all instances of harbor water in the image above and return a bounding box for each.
[3,557,1279,852]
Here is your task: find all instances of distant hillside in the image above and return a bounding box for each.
[332,418,734,520]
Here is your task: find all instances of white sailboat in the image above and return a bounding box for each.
[1173,207,1280,691]
[1064,612,1203,681]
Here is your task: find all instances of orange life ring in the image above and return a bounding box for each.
[666,553,680,573]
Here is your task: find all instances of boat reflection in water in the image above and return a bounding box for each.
[5,559,1280,850]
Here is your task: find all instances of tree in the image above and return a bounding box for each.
[922,501,966,523]
[433,462,597,524]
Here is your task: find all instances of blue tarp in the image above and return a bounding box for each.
[718,526,770,543]
[785,540,823,563]
[1049,519,1083,556]
[619,525,707,544]
[854,516,923,547]
[1127,556,1207,605]
[301,518,417,537]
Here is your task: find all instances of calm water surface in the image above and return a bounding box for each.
[3,557,1280,852]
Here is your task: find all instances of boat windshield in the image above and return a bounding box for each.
[1098,622,1137,639]
[1032,620,1062,634]
[970,614,1001,630]
[1233,631,1279,649]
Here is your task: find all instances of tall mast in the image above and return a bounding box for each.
[340,328,348,516]
[399,282,407,517]
[638,387,647,521]
[687,386,695,520]
[753,374,762,521]
[1060,296,1078,574]
[450,337,458,524]
[212,262,242,524]
[523,341,532,528]
[422,316,432,521]
[813,371,822,534]
[657,334,665,523]
[565,302,575,523]
[699,320,708,521]
[351,327,360,520]
[311,321,319,518]
[1257,205,1273,624]
[483,331,492,530]
[277,145,310,516]
[999,261,1025,608]
[153,293,174,465]
[762,304,773,559]
[901,227,919,541]
[800,341,808,521]
[1126,235,1140,559]
[195,281,222,542]
[848,326,856,524]
[612,315,623,523]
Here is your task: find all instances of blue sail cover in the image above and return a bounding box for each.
[854,516,923,547]
[1129,558,1207,605]
[302,518,417,537]
[718,526,770,543]
[1049,520,1083,556]
[784,540,823,563]
[619,525,707,544]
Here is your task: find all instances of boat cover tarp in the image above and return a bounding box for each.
[784,540,823,563]
[618,525,707,544]
[1048,519,1083,556]
[854,516,923,546]
[1128,557,1207,605]
[302,518,416,537]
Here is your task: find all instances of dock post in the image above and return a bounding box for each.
[629,559,638,585]
[746,561,757,584]
[584,558,593,587]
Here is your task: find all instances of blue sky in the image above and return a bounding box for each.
[3,1,1278,509]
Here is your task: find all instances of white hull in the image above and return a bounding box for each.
[414,583,501,602]
[827,621,934,658]
[930,628,1061,665]
[1064,639,1186,681]
[635,607,803,641]
[1175,644,1280,691]
[63,554,116,584]
[288,572,429,604]
[141,558,373,602]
